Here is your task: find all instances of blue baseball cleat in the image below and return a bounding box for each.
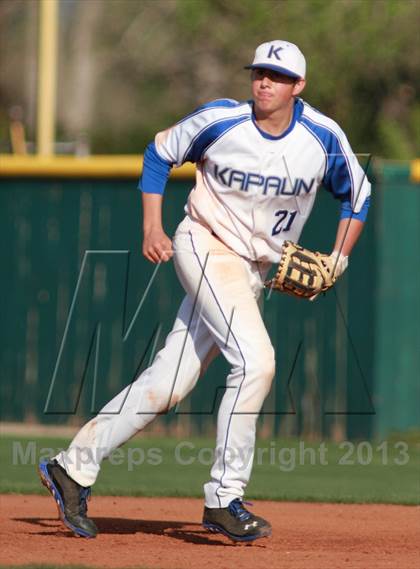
[203,498,272,542]
[38,459,98,538]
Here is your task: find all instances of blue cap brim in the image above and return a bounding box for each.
[244,63,301,80]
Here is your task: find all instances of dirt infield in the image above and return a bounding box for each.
[1,496,419,569]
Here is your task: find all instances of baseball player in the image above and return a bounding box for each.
[39,40,371,541]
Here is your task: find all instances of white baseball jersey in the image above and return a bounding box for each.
[145,98,371,263]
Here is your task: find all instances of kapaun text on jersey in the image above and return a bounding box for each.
[214,164,315,196]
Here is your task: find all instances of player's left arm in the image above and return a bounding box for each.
[327,215,365,278]
[326,193,370,278]
[323,127,371,277]
[333,217,364,258]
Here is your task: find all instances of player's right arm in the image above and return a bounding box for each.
[139,107,210,264]
[142,192,173,263]
[139,100,241,262]
[139,141,173,264]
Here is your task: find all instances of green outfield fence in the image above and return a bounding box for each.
[0,156,419,440]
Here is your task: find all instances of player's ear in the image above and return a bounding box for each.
[292,79,306,96]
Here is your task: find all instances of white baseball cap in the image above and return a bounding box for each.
[245,40,306,80]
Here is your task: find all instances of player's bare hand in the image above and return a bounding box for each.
[142,228,173,263]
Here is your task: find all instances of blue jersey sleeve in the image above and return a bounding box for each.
[300,113,371,215]
[138,142,172,195]
[339,196,370,222]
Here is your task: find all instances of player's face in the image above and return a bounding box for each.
[251,68,305,114]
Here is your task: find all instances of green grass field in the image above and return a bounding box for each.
[1,434,419,504]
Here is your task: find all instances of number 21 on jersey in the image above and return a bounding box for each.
[272,210,297,236]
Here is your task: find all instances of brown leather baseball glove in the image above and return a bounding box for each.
[265,241,338,299]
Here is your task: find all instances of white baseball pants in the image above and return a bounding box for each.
[56,216,275,508]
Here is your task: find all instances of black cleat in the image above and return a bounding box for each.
[38,459,98,538]
[203,499,271,542]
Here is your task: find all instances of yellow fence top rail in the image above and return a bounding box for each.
[2,154,418,182]
[411,159,420,183]
[0,155,196,179]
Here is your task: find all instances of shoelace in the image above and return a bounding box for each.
[228,499,253,521]
[79,487,91,515]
